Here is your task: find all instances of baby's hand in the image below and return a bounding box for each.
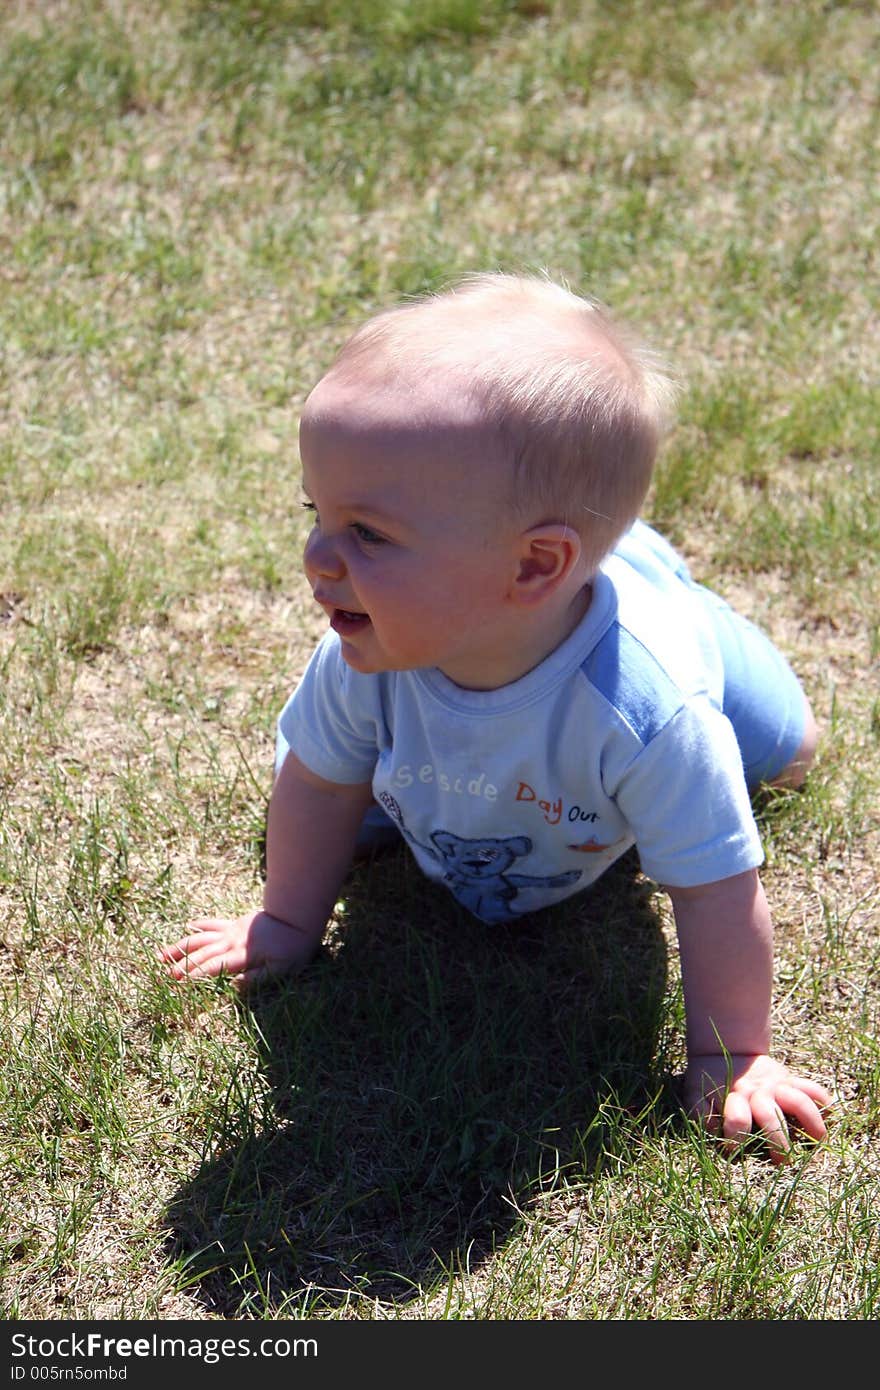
[158,909,320,989]
[684,1053,834,1163]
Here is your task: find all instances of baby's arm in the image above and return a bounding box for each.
[668,867,833,1161]
[160,751,374,988]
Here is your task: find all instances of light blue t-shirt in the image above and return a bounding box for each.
[277,521,763,923]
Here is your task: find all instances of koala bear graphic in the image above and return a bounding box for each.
[428,830,581,923]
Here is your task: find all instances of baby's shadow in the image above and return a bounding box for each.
[164,847,672,1316]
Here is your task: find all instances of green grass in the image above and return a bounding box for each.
[1,0,878,1320]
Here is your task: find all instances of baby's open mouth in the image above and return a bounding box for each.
[331,607,371,634]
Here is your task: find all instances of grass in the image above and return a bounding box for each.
[1,0,878,1320]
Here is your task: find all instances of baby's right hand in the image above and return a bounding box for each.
[158,909,320,989]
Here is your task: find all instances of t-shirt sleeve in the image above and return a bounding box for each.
[277,633,382,785]
[609,699,764,887]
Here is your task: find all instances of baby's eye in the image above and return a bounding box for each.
[351,522,385,545]
[301,499,319,524]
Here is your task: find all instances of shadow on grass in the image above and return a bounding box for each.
[164,845,673,1316]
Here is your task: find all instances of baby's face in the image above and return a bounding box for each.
[299,373,527,688]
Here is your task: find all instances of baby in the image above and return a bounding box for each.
[161,273,832,1159]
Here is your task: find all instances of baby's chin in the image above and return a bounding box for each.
[336,641,422,677]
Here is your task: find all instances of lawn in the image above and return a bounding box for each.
[0,0,878,1319]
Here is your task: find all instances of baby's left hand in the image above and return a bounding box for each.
[684,1053,834,1162]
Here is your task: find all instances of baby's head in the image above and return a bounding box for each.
[306,272,675,572]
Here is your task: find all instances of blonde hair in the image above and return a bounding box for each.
[323,272,676,571]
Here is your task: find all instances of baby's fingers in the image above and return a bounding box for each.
[773,1083,828,1144]
[164,946,224,980]
[159,936,201,964]
[721,1090,754,1154]
[749,1091,791,1164]
[784,1074,835,1115]
[234,965,274,993]
[159,930,240,981]
[158,920,226,961]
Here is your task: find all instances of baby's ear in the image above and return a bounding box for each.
[513,523,582,604]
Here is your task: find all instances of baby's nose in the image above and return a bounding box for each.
[303,528,345,580]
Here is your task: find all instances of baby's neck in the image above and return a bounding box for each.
[441,583,593,692]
